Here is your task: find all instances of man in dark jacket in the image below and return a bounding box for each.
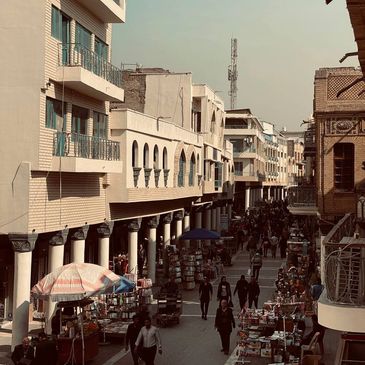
[214,299,235,355]
[199,276,213,320]
[248,276,260,309]
[217,276,232,303]
[11,337,34,365]
[33,332,57,365]
[233,275,249,310]
[125,315,142,365]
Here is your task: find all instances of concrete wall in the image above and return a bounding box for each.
[0,0,46,233]
[144,73,193,129]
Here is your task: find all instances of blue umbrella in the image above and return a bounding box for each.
[114,276,136,294]
[180,228,220,240]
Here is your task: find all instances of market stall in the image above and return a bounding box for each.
[31,262,120,365]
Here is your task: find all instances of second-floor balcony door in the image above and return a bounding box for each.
[75,23,92,71]
[94,38,108,78]
[72,106,88,158]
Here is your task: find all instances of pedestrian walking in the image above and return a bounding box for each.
[246,235,257,260]
[248,276,260,309]
[33,332,58,365]
[217,276,232,304]
[126,315,142,365]
[270,233,279,258]
[233,275,249,310]
[262,235,271,258]
[11,337,34,365]
[214,299,235,355]
[251,251,262,281]
[199,276,213,320]
[135,317,162,365]
[138,243,146,278]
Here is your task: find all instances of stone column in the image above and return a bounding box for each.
[45,229,68,334]
[9,233,38,350]
[260,187,264,200]
[268,187,271,200]
[128,220,140,275]
[227,204,232,220]
[97,221,114,269]
[162,214,172,247]
[174,210,184,247]
[245,187,250,211]
[216,206,221,233]
[195,211,202,229]
[71,225,89,263]
[147,217,158,283]
[204,208,211,230]
[211,207,217,231]
[183,211,190,249]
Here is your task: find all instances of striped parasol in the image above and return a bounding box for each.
[31,262,120,302]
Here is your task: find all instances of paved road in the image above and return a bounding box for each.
[118,249,284,365]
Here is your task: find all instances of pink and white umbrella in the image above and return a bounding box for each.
[31,263,120,302]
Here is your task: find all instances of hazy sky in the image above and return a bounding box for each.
[111,0,359,131]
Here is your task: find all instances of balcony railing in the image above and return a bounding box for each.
[323,213,365,306]
[287,185,317,207]
[53,132,120,161]
[58,43,122,88]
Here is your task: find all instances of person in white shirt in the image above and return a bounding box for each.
[135,317,162,365]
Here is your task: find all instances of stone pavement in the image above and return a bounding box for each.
[0,249,340,365]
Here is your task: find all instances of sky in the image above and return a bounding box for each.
[111,0,359,131]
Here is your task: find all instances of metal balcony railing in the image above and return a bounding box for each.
[287,185,317,207]
[323,214,365,306]
[53,132,120,161]
[59,43,122,88]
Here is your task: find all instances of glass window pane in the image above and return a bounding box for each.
[51,6,60,40]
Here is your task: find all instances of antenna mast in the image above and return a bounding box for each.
[228,38,238,110]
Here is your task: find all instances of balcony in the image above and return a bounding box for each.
[287,185,318,215]
[51,132,122,173]
[75,0,125,23]
[318,213,365,332]
[55,44,124,102]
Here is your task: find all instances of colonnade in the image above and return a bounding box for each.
[8,202,234,349]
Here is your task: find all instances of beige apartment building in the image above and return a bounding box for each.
[0,1,234,348]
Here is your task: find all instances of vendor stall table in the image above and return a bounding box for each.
[58,331,99,365]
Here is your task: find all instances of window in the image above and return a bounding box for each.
[95,38,108,60]
[230,139,244,153]
[178,151,186,187]
[93,112,107,139]
[234,162,243,175]
[163,147,168,170]
[51,6,70,43]
[153,145,159,169]
[72,105,88,135]
[76,23,91,49]
[189,154,196,186]
[225,118,248,129]
[210,111,216,133]
[132,141,138,167]
[334,143,354,192]
[215,162,222,190]
[46,97,66,130]
[75,23,92,70]
[143,144,149,168]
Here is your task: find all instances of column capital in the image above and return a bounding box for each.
[9,232,38,253]
[97,221,114,238]
[174,210,184,221]
[49,228,69,246]
[71,225,89,241]
[128,220,140,232]
[184,210,190,217]
[162,214,172,224]
[147,217,159,229]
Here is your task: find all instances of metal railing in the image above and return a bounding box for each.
[58,43,122,88]
[287,185,317,207]
[323,214,365,306]
[53,132,120,161]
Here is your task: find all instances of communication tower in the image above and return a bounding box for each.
[228,38,238,110]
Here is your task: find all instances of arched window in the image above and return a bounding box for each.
[197,154,200,174]
[189,153,196,186]
[178,151,186,187]
[153,145,159,169]
[163,147,168,170]
[143,143,149,168]
[211,111,216,133]
[132,141,138,167]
